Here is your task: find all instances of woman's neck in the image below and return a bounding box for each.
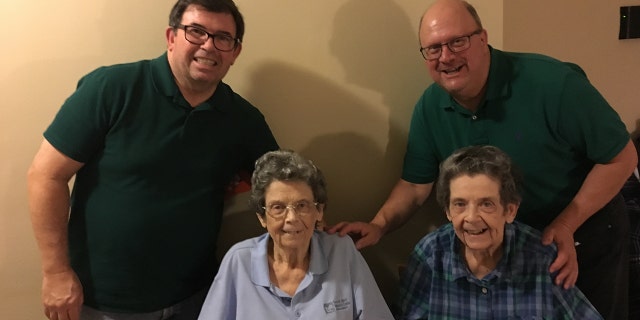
[268,241,310,296]
[463,246,503,279]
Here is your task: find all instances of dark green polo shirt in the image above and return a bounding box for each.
[403,47,628,230]
[44,53,278,312]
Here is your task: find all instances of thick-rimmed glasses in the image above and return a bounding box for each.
[175,24,240,52]
[262,200,319,220]
[419,29,482,60]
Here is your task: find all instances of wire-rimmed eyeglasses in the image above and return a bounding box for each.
[262,200,319,220]
[419,29,482,60]
[175,24,240,52]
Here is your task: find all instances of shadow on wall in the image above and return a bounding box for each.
[330,0,429,161]
[328,0,446,303]
[218,0,447,305]
[217,60,393,255]
[633,119,640,138]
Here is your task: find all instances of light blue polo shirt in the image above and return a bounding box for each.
[198,231,393,319]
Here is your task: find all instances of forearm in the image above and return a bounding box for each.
[552,140,637,233]
[370,179,433,235]
[28,172,74,275]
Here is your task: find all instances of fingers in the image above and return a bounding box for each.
[325,221,348,234]
[68,304,81,320]
[45,305,81,320]
[41,271,84,320]
[540,227,554,245]
[325,222,382,249]
[45,309,72,320]
[552,259,578,289]
[338,223,362,237]
[354,235,376,250]
[548,237,579,289]
[561,268,578,289]
[548,246,567,273]
[327,221,362,237]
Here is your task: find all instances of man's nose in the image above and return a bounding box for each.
[439,45,456,62]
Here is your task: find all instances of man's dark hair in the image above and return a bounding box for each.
[169,0,245,41]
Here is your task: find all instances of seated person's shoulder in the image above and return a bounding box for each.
[225,233,269,258]
[414,223,456,251]
[510,221,557,259]
[317,231,355,247]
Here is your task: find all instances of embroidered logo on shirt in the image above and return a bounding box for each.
[323,298,351,314]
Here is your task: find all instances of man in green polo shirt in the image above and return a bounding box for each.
[27,0,278,319]
[328,0,637,319]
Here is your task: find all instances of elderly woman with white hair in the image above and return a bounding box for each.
[198,149,393,319]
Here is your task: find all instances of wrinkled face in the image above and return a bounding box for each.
[446,174,517,256]
[257,180,323,253]
[419,1,489,103]
[166,5,241,92]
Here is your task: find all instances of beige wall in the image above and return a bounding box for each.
[1,1,175,318]
[2,0,636,318]
[504,0,640,133]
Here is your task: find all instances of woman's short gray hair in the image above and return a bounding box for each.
[250,150,327,216]
[436,145,522,209]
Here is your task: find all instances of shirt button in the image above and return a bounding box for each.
[295,311,301,317]
[481,287,488,294]
[472,115,478,120]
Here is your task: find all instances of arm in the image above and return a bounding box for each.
[28,139,85,320]
[542,139,638,288]
[326,179,432,249]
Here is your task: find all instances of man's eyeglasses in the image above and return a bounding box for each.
[419,29,482,60]
[175,24,240,52]
[262,200,319,220]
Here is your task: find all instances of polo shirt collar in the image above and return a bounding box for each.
[250,231,328,288]
[150,52,233,113]
[483,46,511,102]
[435,46,512,113]
[150,52,177,98]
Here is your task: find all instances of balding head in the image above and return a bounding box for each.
[419,0,482,39]
[417,0,490,111]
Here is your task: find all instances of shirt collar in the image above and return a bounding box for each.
[435,46,512,113]
[150,52,233,112]
[483,46,512,102]
[250,231,328,287]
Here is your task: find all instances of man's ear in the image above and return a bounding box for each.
[229,42,242,66]
[165,27,177,50]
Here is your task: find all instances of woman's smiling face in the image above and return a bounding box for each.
[257,180,323,253]
[446,174,518,256]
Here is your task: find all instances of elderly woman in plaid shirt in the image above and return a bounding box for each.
[396,146,602,320]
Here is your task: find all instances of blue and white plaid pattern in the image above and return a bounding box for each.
[396,221,603,320]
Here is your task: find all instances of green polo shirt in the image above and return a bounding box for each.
[403,47,628,230]
[44,53,278,312]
